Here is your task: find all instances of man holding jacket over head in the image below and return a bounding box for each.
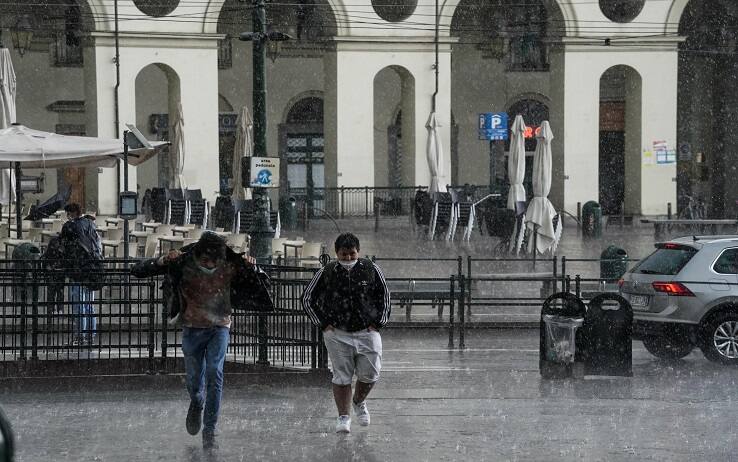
[131,231,273,450]
[302,233,391,434]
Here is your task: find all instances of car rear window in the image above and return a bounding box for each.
[631,246,698,276]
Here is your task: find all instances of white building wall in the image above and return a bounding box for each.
[552,43,679,215]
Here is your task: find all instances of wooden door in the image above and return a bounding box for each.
[63,168,85,207]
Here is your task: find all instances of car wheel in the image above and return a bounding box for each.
[642,335,693,360]
[700,312,738,365]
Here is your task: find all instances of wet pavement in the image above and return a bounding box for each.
[3,328,738,462]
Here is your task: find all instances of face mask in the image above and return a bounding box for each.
[338,259,358,270]
[198,265,218,275]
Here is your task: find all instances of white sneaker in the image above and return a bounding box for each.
[353,401,370,426]
[335,415,351,433]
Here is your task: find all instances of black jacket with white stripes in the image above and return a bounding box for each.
[301,258,391,332]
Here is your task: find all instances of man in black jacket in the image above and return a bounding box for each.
[131,231,272,449]
[60,203,102,345]
[301,233,391,434]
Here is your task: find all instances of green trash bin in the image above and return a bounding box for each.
[600,245,628,281]
[582,201,602,238]
[279,196,298,231]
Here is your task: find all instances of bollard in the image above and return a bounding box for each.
[257,313,270,366]
[667,202,672,220]
[458,275,466,350]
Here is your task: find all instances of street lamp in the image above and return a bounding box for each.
[239,0,291,264]
[11,15,34,57]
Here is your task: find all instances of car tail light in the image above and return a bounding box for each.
[652,281,695,297]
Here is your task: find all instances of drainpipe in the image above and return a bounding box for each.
[114,0,121,205]
[431,0,439,112]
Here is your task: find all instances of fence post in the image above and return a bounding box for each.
[148,281,156,373]
[667,202,672,220]
[160,289,168,363]
[576,202,582,234]
[552,256,558,295]
[18,271,27,361]
[448,275,455,349]
[365,186,369,219]
[565,275,571,293]
[257,313,269,366]
[340,186,345,219]
[458,275,466,350]
[374,199,380,232]
[575,275,581,298]
[30,262,39,361]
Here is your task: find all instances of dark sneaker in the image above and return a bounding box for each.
[202,431,218,450]
[186,401,203,435]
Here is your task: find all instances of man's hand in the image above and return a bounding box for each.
[242,254,256,265]
[158,249,181,266]
[323,324,335,333]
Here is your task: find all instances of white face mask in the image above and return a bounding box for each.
[198,265,218,275]
[338,259,358,270]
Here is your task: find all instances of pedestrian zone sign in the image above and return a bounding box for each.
[479,112,508,141]
[249,157,280,188]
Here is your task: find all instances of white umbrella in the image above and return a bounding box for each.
[231,106,253,201]
[507,114,527,253]
[425,112,447,194]
[0,48,16,206]
[0,124,165,168]
[525,121,561,254]
[169,102,186,190]
[507,114,527,210]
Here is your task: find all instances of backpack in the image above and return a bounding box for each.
[60,219,105,291]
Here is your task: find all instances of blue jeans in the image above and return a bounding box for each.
[181,326,230,434]
[69,285,96,339]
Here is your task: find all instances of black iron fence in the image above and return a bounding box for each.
[0,260,326,377]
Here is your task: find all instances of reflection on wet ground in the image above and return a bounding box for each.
[4,328,737,461]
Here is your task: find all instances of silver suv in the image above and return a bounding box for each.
[620,236,738,364]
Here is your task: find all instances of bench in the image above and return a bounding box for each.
[387,280,455,322]
[640,218,737,239]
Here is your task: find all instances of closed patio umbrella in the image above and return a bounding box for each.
[231,106,253,201]
[525,121,561,254]
[169,102,186,190]
[426,112,447,194]
[0,47,15,207]
[507,114,527,252]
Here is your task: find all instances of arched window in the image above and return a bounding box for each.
[286,97,324,124]
[505,99,550,152]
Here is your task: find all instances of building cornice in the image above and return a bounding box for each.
[331,35,456,52]
[90,31,224,49]
[553,35,685,52]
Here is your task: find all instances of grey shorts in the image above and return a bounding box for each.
[323,328,382,386]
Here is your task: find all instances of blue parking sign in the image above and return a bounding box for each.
[478,112,508,141]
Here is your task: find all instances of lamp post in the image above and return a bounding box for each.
[10,15,34,57]
[240,0,290,264]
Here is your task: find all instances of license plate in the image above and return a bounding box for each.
[630,295,650,308]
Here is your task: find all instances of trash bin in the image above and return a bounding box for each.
[540,292,587,379]
[600,245,628,281]
[579,293,633,377]
[581,201,602,238]
[279,196,297,231]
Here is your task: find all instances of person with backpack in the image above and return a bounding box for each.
[131,231,273,450]
[301,233,391,434]
[60,203,103,346]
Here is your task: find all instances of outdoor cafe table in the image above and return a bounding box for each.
[40,218,56,229]
[101,239,123,258]
[141,222,163,232]
[158,235,185,254]
[105,217,124,227]
[172,226,198,237]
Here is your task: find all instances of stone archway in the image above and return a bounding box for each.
[134,63,182,196]
[598,65,642,216]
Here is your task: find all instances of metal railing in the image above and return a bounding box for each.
[0,260,326,377]
[290,186,425,218]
